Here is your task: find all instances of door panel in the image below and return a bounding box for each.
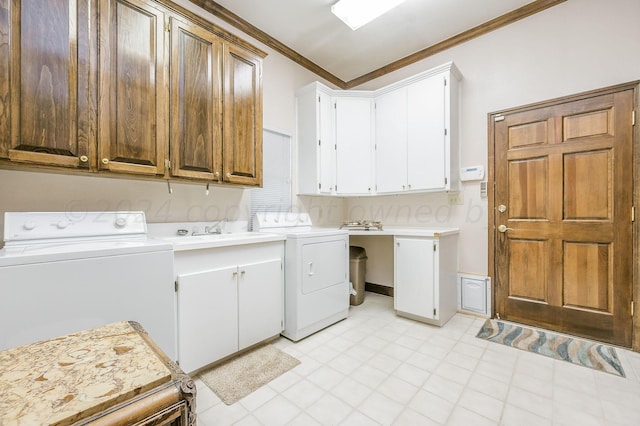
[494,88,633,346]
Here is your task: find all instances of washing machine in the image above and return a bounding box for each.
[0,211,176,359]
[253,212,349,341]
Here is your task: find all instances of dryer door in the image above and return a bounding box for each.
[301,239,347,294]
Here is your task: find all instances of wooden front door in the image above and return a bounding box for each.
[491,85,635,347]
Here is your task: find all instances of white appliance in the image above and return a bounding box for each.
[0,211,176,359]
[253,212,349,341]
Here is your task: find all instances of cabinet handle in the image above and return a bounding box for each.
[241,270,246,276]
[233,271,238,277]
[408,184,411,189]
[402,185,405,190]
[79,155,88,163]
[101,158,109,165]
[226,173,231,179]
[215,171,220,178]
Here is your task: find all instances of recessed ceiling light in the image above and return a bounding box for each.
[331,0,406,31]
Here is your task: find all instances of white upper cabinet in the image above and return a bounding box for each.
[296,83,336,195]
[296,61,460,196]
[407,71,448,191]
[335,96,374,195]
[375,88,407,194]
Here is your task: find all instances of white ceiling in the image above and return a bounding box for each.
[212,0,536,82]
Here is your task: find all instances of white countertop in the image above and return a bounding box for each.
[347,226,459,237]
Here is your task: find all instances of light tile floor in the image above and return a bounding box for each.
[194,292,640,425]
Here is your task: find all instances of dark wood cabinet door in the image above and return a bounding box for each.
[0,0,95,169]
[222,43,262,186]
[169,16,221,181]
[98,0,167,176]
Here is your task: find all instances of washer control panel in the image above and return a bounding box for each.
[3,211,147,243]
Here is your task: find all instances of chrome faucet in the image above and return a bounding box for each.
[193,219,227,236]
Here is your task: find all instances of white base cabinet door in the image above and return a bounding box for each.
[238,258,283,350]
[394,235,458,326]
[177,266,238,373]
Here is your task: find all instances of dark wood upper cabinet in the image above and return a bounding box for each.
[0,0,96,169]
[223,42,263,186]
[169,16,222,181]
[0,0,265,186]
[98,0,168,176]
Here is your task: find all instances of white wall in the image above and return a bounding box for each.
[344,0,640,284]
[1,0,638,283]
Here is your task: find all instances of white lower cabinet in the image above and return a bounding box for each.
[174,242,283,373]
[394,235,458,326]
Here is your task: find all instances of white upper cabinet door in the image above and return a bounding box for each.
[407,73,447,191]
[296,83,335,195]
[335,97,374,195]
[318,90,336,194]
[375,88,408,194]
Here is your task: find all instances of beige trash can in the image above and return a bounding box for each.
[349,246,367,306]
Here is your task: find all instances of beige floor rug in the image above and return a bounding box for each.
[198,345,300,405]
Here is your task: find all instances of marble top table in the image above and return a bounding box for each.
[0,321,195,425]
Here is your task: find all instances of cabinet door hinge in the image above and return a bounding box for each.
[318,139,321,146]
[444,128,447,136]
[494,115,505,122]
[318,95,321,103]
[433,308,437,316]
[632,300,635,316]
[632,110,636,126]
[165,159,171,170]
[433,243,436,252]
[174,281,178,292]
[318,183,321,190]
[165,23,171,32]
[633,206,635,222]
[334,144,337,151]
[444,177,448,185]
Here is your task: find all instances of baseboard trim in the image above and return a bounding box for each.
[365,282,394,297]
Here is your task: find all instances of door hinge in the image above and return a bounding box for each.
[632,206,635,222]
[318,183,321,190]
[165,159,171,170]
[444,177,448,185]
[444,128,448,136]
[632,301,635,316]
[318,139,321,146]
[433,243,436,252]
[444,78,447,86]
[433,308,437,316]
[318,95,321,103]
[174,281,178,292]
[632,110,636,126]
[494,115,505,122]
[165,23,170,32]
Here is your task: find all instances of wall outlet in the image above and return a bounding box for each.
[448,192,464,205]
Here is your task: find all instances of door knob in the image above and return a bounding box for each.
[498,224,512,233]
[498,204,507,213]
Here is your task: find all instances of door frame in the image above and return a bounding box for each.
[487,81,640,351]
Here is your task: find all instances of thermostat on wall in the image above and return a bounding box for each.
[460,165,485,181]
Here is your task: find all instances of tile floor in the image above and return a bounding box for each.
[193,292,640,425]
